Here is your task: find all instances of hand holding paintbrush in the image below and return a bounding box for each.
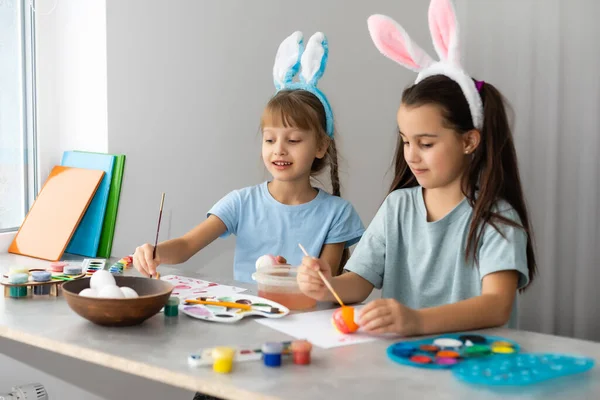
[298,244,359,334]
[298,243,345,307]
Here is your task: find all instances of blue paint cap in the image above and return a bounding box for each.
[31,271,52,282]
[262,342,283,367]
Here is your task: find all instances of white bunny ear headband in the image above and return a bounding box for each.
[367,0,484,130]
[272,31,334,138]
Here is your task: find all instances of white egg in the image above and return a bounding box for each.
[90,270,116,290]
[79,288,98,298]
[119,286,139,298]
[255,254,277,270]
[98,285,125,299]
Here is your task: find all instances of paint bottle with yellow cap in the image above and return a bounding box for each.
[212,346,235,374]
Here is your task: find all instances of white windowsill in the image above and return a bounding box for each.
[0,231,16,253]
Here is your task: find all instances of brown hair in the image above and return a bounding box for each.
[389,75,537,290]
[260,89,348,275]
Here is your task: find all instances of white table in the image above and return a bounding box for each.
[0,253,598,399]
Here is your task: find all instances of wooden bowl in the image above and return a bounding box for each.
[62,276,173,327]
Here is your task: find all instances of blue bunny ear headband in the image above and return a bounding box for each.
[272,31,334,138]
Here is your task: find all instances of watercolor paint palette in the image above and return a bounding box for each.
[82,259,107,275]
[188,341,292,367]
[387,333,521,370]
[180,294,289,323]
[108,256,133,274]
[453,353,595,386]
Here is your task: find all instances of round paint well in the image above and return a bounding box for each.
[410,355,432,364]
[391,343,416,358]
[464,345,492,357]
[435,357,459,366]
[420,344,440,353]
[433,338,463,348]
[436,350,460,358]
[492,346,516,354]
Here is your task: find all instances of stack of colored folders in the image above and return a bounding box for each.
[8,151,126,261]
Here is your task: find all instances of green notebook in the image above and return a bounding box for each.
[75,151,126,258]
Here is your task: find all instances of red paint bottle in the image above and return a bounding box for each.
[291,340,312,365]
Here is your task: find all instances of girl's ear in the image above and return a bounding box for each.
[463,129,481,154]
[315,137,330,159]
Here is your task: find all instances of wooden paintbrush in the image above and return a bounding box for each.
[184,298,281,314]
[298,243,346,307]
[151,192,165,279]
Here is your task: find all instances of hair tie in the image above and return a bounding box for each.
[475,80,485,92]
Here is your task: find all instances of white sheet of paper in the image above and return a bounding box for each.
[255,307,378,349]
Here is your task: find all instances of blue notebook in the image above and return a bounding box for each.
[61,151,115,257]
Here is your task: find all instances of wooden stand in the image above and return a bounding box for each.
[1,269,85,298]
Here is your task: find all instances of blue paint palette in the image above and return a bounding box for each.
[453,353,595,386]
[387,333,520,369]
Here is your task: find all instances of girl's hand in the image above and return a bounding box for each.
[297,256,332,301]
[357,299,422,336]
[133,243,161,278]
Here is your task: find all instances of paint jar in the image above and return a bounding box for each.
[48,262,66,273]
[262,342,284,367]
[252,266,317,310]
[9,266,29,275]
[31,271,52,296]
[8,273,29,298]
[164,296,179,317]
[290,340,312,365]
[212,346,235,374]
[64,265,82,275]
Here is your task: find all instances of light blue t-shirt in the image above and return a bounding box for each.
[208,181,365,283]
[344,186,530,328]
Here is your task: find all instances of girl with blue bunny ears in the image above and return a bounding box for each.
[298,0,537,336]
[133,31,365,283]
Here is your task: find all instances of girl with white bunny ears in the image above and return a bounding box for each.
[133,31,365,285]
[297,0,537,337]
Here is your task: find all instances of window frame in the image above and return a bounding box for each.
[0,0,38,234]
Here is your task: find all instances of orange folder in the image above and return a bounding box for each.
[8,166,105,261]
